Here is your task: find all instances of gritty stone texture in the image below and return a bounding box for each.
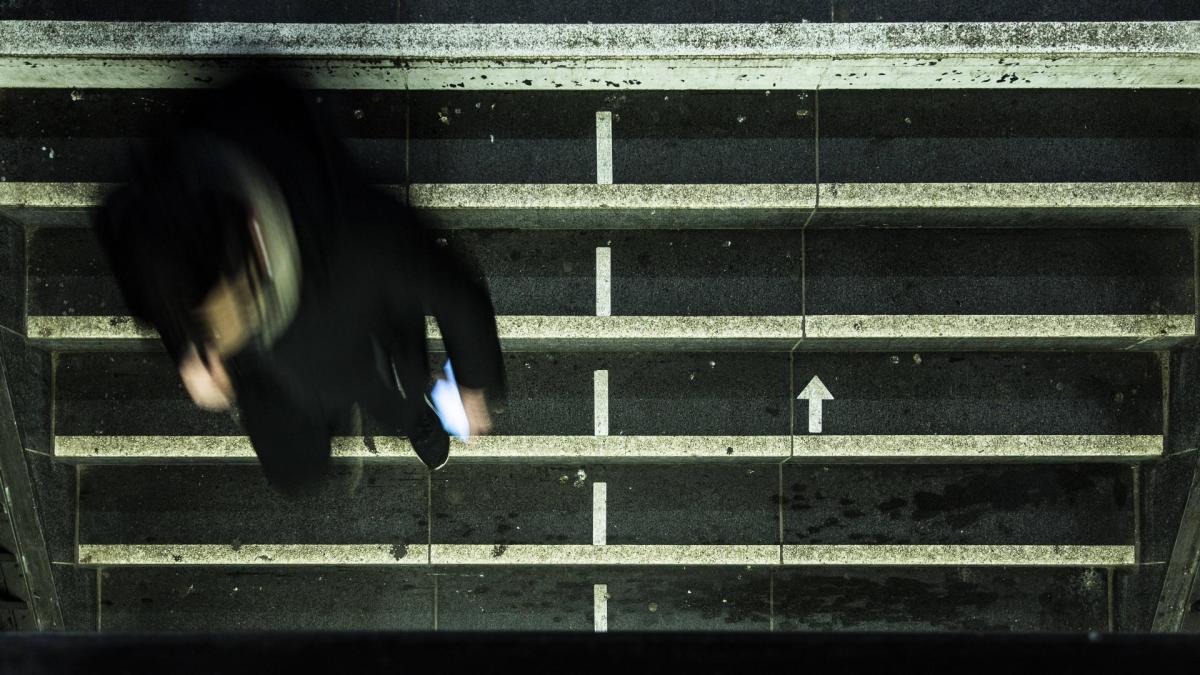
[791,351,1164,436]
[78,544,431,566]
[821,90,1200,183]
[0,0,403,23]
[432,463,779,547]
[781,463,1134,546]
[821,182,1200,209]
[831,0,1200,22]
[1,22,1196,58]
[805,315,1194,340]
[412,184,817,209]
[791,435,1161,460]
[28,315,811,348]
[56,435,790,461]
[437,566,772,631]
[780,544,1132,566]
[0,216,23,332]
[1,24,1198,90]
[0,182,112,208]
[432,545,779,565]
[99,567,434,632]
[773,567,1109,632]
[30,314,1194,350]
[79,463,429,546]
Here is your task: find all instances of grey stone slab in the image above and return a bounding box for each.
[792,351,1163,435]
[0,217,22,334]
[52,565,98,632]
[774,567,1109,632]
[434,568,592,631]
[1114,451,1199,631]
[79,464,428,545]
[56,350,785,439]
[411,91,816,184]
[410,92,602,184]
[0,332,50,453]
[805,208,1200,230]
[31,225,808,316]
[398,2,829,22]
[436,567,770,632]
[420,207,815,230]
[0,139,135,183]
[54,351,242,437]
[27,225,126,318]
[442,230,595,315]
[609,352,790,436]
[99,567,434,632]
[0,138,404,184]
[19,451,75,565]
[610,91,815,184]
[432,464,779,545]
[805,228,1195,315]
[610,230,804,316]
[781,463,1134,545]
[0,89,405,139]
[1167,347,1200,454]
[0,1,403,22]
[820,90,1200,183]
[831,0,1200,21]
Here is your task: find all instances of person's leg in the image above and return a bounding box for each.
[233,366,337,499]
[359,337,449,470]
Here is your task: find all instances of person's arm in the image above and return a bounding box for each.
[386,209,505,436]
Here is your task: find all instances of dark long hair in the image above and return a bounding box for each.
[93,72,346,361]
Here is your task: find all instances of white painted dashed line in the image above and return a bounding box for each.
[593,482,608,547]
[595,247,612,317]
[595,112,613,184]
[594,370,609,437]
[594,584,608,632]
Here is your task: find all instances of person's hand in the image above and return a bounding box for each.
[459,386,492,440]
[179,344,234,412]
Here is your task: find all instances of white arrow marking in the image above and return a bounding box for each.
[797,375,834,434]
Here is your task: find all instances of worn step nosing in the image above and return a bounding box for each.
[4,182,1198,210]
[75,543,1136,567]
[55,434,1162,460]
[26,315,1197,343]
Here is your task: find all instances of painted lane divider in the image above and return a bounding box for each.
[594,584,609,632]
[594,370,609,437]
[798,375,833,434]
[593,482,607,546]
[596,247,612,317]
[596,111,613,184]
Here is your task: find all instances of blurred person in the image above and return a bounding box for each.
[94,74,504,498]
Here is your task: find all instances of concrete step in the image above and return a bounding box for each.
[4,1,1197,23]
[6,182,1198,230]
[52,350,1164,462]
[0,21,1197,89]
[94,565,1111,632]
[0,88,1195,187]
[75,462,1133,567]
[22,225,1196,349]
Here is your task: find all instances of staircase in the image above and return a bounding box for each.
[1,4,1199,633]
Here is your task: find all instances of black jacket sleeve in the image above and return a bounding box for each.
[93,185,194,366]
[374,201,505,397]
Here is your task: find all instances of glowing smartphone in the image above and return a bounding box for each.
[431,360,470,442]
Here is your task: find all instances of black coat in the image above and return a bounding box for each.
[96,74,504,429]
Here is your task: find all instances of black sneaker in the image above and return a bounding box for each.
[409,399,450,471]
